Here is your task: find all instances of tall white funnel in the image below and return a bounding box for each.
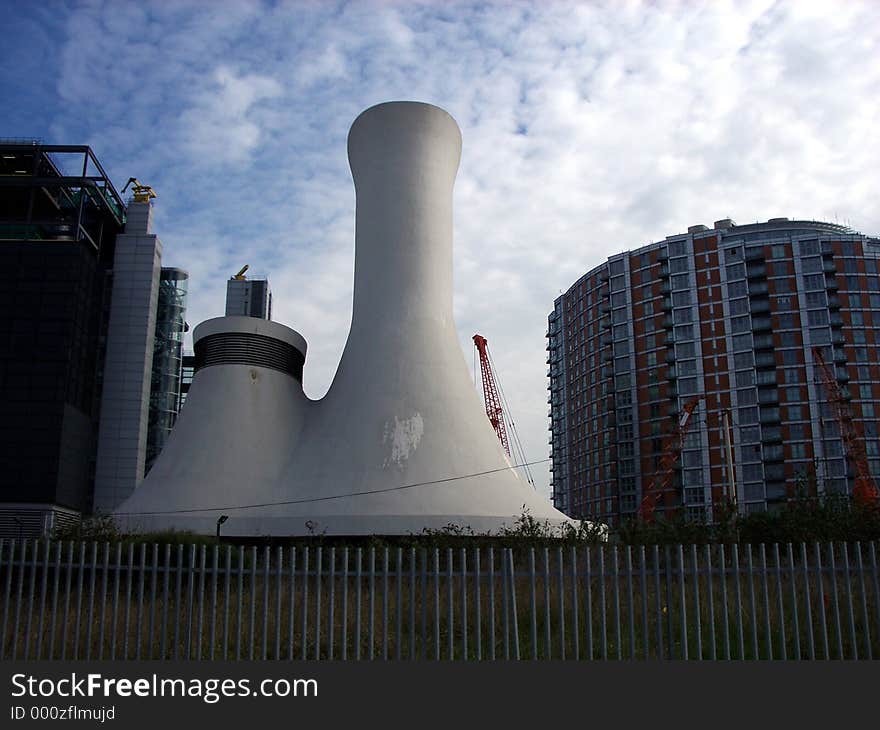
[115,101,573,536]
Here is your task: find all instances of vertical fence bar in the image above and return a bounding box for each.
[731,544,744,660]
[501,548,509,660]
[184,544,196,661]
[584,546,593,660]
[147,544,158,660]
[612,546,621,660]
[315,546,325,661]
[276,546,284,661]
[625,546,634,660]
[827,543,843,660]
[772,544,786,660]
[97,542,110,661]
[652,545,663,661]
[571,546,579,661]
[446,548,453,660]
[116,543,130,661]
[528,549,537,660]
[814,543,829,660]
[508,549,520,661]
[369,547,376,661]
[83,542,98,661]
[342,548,349,661]
[91,542,110,661]
[678,545,687,660]
[598,546,607,660]
[210,546,219,660]
[841,543,856,660]
[73,542,86,660]
[542,548,551,659]
[488,547,495,661]
[409,547,416,661]
[434,548,441,661]
[557,547,565,661]
[786,543,799,660]
[759,545,772,661]
[745,545,758,660]
[262,545,271,661]
[855,543,871,660]
[475,547,482,662]
[13,540,28,660]
[719,543,729,660]
[354,548,362,661]
[288,547,296,661]
[639,546,648,660]
[420,548,428,660]
[248,545,257,661]
[23,540,39,661]
[394,547,402,661]
[235,546,243,661]
[61,542,75,662]
[801,543,815,660]
[36,540,51,660]
[0,539,13,660]
[222,546,231,660]
[702,544,713,661]
[137,544,148,661]
[134,542,152,661]
[160,545,170,660]
[664,545,674,660]
[461,548,468,661]
[687,545,701,660]
[50,542,63,661]
[330,547,337,661]
[300,547,309,661]
[171,545,182,661]
[382,548,388,661]
[871,544,880,653]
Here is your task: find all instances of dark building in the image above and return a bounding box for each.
[548,218,880,527]
[0,143,125,534]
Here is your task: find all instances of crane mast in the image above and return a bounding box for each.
[639,395,703,523]
[473,334,511,457]
[812,347,879,505]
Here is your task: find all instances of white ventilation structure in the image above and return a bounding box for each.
[115,101,574,536]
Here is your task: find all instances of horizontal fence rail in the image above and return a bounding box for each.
[1,540,878,660]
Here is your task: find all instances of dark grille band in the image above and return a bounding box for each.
[194,332,305,381]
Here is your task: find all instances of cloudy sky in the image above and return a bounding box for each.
[3,0,878,499]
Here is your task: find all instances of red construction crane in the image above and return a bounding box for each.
[639,395,703,523]
[473,334,511,457]
[812,347,879,505]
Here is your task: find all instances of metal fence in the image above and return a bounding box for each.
[1,539,878,660]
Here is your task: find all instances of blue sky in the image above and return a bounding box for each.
[3,0,879,499]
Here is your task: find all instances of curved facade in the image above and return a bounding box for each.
[115,101,573,536]
[549,219,880,526]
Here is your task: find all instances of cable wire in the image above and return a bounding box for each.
[116,457,551,517]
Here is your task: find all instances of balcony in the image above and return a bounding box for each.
[660,297,672,311]
[659,265,670,278]
[664,333,675,347]
[755,353,776,368]
[831,332,846,346]
[758,389,779,405]
[836,368,850,383]
[599,270,610,282]
[761,426,782,443]
[746,264,766,279]
[748,281,769,296]
[657,249,669,261]
[751,316,771,332]
[823,259,837,274]
[600,317,612,329]
[599,302,611,314]
[826,276,839,291]
[828,294,841,310]
[745,247,764,262]
[665,350,676,364]
[667,366,678,380]
[833,350,847,364]
[753,334,774,350]
[750,299,770,314]
[660,281,671,294]
[662,315,674,329]
[830,314,844,328]
[759,407,781,424]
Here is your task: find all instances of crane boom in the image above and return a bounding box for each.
[812,347,879,505]
[473,334,511,457]
[639,395,703,522]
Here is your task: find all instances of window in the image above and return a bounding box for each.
[612,292,626,308]
[677,342,695,358]
[802,256,822,273]
[803,274,826,290]
[674,307,693,324]
[613,323,628,340]
[780,332,799,347]
[672,273,690,290]
[680,377,698,395]
[739,406,759,424]
[736,370,755,387]
[777,313,796,329]
[738,388,757,405]
[672,291,691,306]
[610,275,626,292]
[679,359,697,375]
[851,311,864,326]
[775,295,794,311]
[732,333,752,351]
[725,247,742,260]
[774,279,792,293]
[734,352,754,369]
[784,386,800,402]
[675,324,694,340]
[809,328,830,344]
[726,263,745,280]
[609,259,625,276]
[787,405,803,420]
[730,298,749,315]
[770,244,787,259]
[728,280,748,297]
[731,316,750,333]
[668,241,687,257]
[670,257,689,274]
[799,240,819,255]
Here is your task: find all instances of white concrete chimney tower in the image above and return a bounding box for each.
[115,102,573,535]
